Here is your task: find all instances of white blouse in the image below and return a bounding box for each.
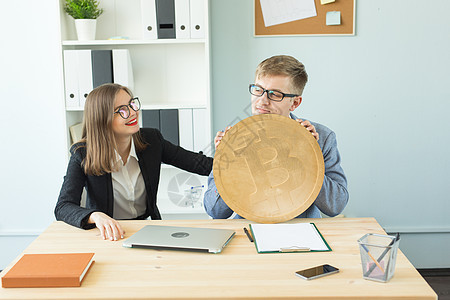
[111,139,147,219]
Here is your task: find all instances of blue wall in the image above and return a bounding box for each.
[209,0,450,268]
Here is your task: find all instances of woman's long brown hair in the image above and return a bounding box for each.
[77,83,146,176]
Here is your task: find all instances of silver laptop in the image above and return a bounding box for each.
[123,225,236,253]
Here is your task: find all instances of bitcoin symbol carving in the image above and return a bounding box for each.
[236,128,305,215]
[213,113,324,223]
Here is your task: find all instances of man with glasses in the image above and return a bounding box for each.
[204,55,348,219]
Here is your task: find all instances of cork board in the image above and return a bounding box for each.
[255,0,355,36]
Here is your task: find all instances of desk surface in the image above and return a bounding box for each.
[0,218,436,300]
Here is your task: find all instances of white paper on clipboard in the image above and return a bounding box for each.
[250,223,330,253]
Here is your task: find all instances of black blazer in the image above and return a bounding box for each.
[55,128,213,229]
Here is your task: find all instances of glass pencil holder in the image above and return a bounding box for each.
[357,233,400,283]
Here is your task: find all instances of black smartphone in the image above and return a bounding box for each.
[295,264,339,280]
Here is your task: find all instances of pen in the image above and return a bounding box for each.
[361,244,385,273]
[243,227,253,242]
[365,233,400,277]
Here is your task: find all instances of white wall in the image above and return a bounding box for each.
[0,1,67,269]
[209,0,450,268]
[1,0,449,270]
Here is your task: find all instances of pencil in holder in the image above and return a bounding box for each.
[357,233,400,282]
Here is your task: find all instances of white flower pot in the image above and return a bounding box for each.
[75,19,97,41]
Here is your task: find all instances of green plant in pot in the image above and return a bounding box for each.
[64,0,104,41]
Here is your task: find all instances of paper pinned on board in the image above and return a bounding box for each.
[259,0,317,27]
[326,11,341,26]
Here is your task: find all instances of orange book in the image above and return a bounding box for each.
[1,253,95,288]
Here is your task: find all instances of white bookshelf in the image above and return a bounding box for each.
[66,103,207,112]
[62,39,206,46]
[59,0,211,215]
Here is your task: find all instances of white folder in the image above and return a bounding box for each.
[77,50,93,108]
[175,0,190,39]
[190,0,205,39]
[179,108,194,150]
[112,49,134,90]
[193,108,208,153]
[141,0,158,39]
[63,50,80,108]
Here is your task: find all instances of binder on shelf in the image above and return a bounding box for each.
[63,50,80,108]
[175,0,190,39]
[178,108,194,150]
[160,109,179,145]
[63,50,132,109]
[1,253,95,288]
[91,50,113,89]
[156,0,176,39]
[249,223,331,253]
[142,108,204,150]
[190,0,205,39]
[192,108,208,153]
[142,109,160,130]
[141,0,158,39]
[77,50,93,107]
[112,49,134,90]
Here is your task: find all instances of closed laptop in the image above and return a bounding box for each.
[123,225,235,253]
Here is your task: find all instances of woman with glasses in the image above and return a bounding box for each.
[55,83,213,241]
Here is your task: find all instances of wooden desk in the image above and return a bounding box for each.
[0,218,436,299]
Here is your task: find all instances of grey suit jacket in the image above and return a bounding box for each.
[203,113,348,219]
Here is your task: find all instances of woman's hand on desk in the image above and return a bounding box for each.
[88,212,125,241]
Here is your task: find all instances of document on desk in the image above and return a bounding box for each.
[249,223,331,253]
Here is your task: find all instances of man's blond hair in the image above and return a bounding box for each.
[255,55,308,95]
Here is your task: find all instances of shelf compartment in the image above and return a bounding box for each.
[62,39,206,46]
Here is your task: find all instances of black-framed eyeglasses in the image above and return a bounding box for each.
[249,84,299,102]
[114,97,141,119]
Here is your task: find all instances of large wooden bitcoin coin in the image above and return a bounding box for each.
[213,114,325,223]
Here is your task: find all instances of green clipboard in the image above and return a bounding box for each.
[249,223,332,253]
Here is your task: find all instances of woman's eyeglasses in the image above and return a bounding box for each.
[114,97,141,119]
